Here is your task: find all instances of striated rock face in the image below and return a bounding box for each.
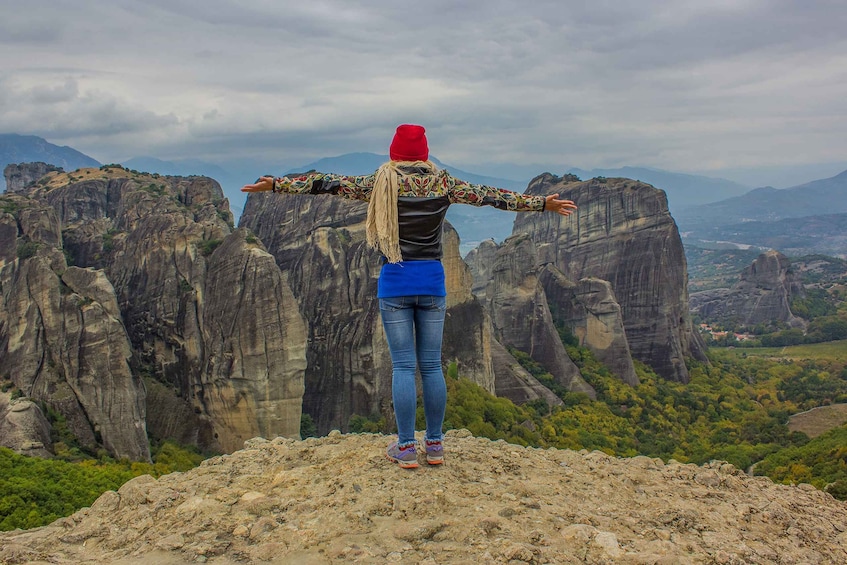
[485,233,595,398]
[489,340,565,406]
[690,250,806,327]
[3,162,63,193]
[0,208,149,460]
[0,393,53,458]
[198,230,308,452]
[540,268,639,386]
[1,187,149,460]
[468,236,637,387]
[463,238,499,300]
[513,174,707,383]
[239,192,515,433]
[1,164,307,457]
[2,432,845,564]
[239,192,392,434]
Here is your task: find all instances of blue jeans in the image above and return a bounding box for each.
[379,295,447,446]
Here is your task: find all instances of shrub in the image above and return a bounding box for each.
[826,479,847,501]
[300,413,318,438]
[0,200,21,216]
[198,239,222,257]
[16,241,39,260]
[349,413,385,433]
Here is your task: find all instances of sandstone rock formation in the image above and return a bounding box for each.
[2,431,844,564]
[485,233,595,398]
[690,250,806,327]
[489,340,565,406]
[467,238,638,387]
[0,162,715,460]
[0,393,53,458]
[1,164,307,457]
[463,237,498,299]
[513,174,708,383]
[238,191,557,433]
[0,192,149,461]
[540,268,639,386]
[3,162,63,193]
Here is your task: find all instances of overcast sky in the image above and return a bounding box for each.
[2,0,846,185]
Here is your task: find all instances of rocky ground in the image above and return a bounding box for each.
[2,430,846,564]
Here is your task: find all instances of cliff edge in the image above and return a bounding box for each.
[1,431,845,564]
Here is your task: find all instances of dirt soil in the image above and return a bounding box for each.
[1,429,846,564]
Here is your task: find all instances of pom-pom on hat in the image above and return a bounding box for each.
[389,124,429,162]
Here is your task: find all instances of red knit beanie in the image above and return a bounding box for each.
[389,124,429,162]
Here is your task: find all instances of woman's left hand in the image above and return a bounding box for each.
[241,176,274,192]
[545,194,578,216]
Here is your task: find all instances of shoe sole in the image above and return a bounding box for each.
[386,454,419,469]
[426,456,443,465]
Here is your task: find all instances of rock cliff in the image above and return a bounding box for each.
[3,162,63,193]
[540,268,639,386]
[512,174,707,383]
[0,393,53,458]
[485,233,595,398]
[1,164,307,458]
[0,193,149,461]
[463,238,499,300]
[1,431,845,564]
[238,191,557,434]
[689,250,806,327]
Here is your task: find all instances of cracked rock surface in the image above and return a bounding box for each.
[1,430,845,564]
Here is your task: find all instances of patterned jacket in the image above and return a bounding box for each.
[272,164,546,261]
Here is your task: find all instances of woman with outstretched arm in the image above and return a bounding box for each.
[242,124,577,469]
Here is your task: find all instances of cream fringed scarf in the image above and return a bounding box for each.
[366,160,434,264]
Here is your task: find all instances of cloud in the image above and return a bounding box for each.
[0,74,180,159]
[1,0,845,178]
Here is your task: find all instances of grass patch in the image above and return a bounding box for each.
[713,340,847,363]
[788,404,847,438]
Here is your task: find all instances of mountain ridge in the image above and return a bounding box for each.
[0,134,100,190]
[677,169,847,256]
[677,169,847,226]
[5,134,846,258]
[567,166,752,213]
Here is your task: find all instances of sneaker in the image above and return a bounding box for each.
[424,439,444,465]
[386,441,419,469]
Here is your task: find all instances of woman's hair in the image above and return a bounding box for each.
[366,160,435,263]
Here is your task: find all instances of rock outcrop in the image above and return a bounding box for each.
[540,268,639,386]
[3,162,63,193]
[238,191,557,433]
[0,193,149,461]
[0,393,53,458]
[485,233,595,398]
[2,431,845,564]
[1,164,307,458]
[690,250,806,327]
[463,238,499,300]
[512,174,708,383]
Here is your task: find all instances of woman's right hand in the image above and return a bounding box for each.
[545,194,578,216]
[241,176,274,192]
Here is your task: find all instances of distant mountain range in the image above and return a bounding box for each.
[0,134,100,187]
[566,166,751,214]
[676,169,847,257]
[3,134,845,257]
[676,169,847,226]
